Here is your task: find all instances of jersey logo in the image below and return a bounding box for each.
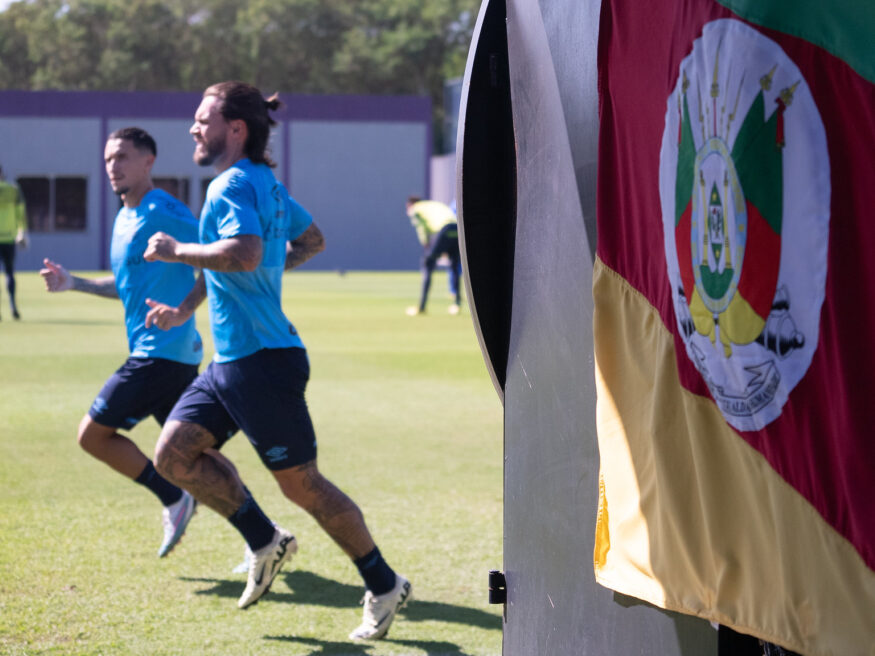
[658,19,830,431]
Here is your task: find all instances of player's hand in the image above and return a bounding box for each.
[15,228,28,249]
[40,258,73,292]
[144,298,187,330]
[144,231,179,263]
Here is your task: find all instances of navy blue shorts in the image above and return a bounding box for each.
[89,357,199,430]
[166,347,317,471]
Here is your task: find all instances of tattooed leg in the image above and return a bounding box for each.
[273,460,376,559]
[154,420,247,518]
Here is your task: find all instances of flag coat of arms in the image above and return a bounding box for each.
[592,1,875,654]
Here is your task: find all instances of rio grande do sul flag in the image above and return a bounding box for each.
[592,1,875,654]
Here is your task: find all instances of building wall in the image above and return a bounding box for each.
[0,90,431,272]
[0,117,104,271]
[288,120,427,271]
[430,152,457,207]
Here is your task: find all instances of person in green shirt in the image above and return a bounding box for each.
[405,196,462,315]
[0,166,28,320]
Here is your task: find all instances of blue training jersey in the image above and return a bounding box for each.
[200,158,313,363]
[110,188,203,365]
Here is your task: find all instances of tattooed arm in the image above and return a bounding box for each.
[285,222,325,271]
[40,258,118,299]
[144,232,263,272]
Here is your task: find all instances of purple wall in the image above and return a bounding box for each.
[0,90,430,123]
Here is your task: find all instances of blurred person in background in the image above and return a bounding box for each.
[405,196,462,316]
[0,165,28,320]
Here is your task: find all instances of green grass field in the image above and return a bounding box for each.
[0,271,503,656]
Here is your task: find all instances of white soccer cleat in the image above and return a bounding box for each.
[349,575,413,641]
[234,522,276,573]
[237,528,297,609]
[448,303,461,315]
[158,491,197,558]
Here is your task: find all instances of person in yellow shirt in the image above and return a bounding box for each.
[405,196,462,315]
[0,166,28,320]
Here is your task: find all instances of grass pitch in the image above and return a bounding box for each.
[0,271,503,656]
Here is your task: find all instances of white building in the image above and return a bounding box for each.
[0,90,432,271]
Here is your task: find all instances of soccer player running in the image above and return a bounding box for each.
[142,81,411,640]
[39,128,200,557]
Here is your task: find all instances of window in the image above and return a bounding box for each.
[17,176,88,232]
[17,177,50,231]
[153,177,190,205]
[55,177,87,230]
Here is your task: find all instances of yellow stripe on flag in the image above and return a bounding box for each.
[592,258,875,656]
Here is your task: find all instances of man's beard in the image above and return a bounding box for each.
[195,135,226,167]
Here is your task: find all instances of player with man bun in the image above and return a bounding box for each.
[144,82,411,640]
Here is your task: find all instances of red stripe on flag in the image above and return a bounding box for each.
[675,201,695,304]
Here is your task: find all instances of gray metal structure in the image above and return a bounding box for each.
[457,0,719,653]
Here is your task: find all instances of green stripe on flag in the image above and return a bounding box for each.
[675,96,696,226]
[731,92,782,234]
[716,0,875,84]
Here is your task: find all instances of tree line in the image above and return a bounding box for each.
[0,0,479,146]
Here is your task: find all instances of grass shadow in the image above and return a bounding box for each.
[179,570,502,632]
[178,575,245,600]
[399,599,501,631]
[263,635,373,655]
[264,634,472,655]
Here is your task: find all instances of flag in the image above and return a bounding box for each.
[592,1,875,653]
